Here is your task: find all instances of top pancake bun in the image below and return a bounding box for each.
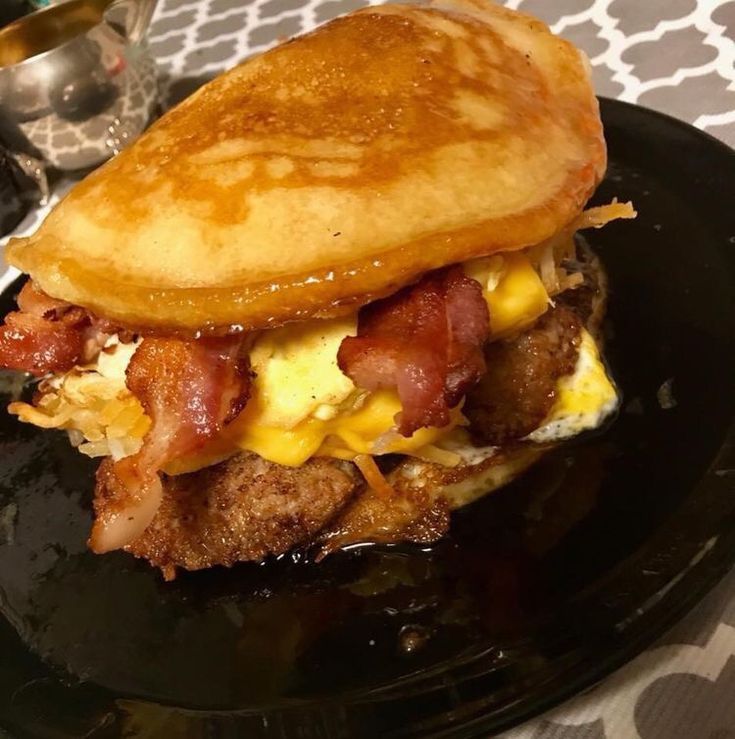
[7,0,605,331]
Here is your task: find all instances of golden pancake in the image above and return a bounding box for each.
[7,0,606,331]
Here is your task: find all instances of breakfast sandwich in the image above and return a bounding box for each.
[0,0,634,579]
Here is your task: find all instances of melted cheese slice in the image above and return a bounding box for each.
[228,389,464,468]
[464,252,549,336]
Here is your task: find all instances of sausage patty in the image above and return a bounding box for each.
[98,452,360,579]
[464,305,582,445]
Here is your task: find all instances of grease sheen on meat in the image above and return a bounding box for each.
[464,306,583,445]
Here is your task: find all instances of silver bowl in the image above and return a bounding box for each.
[0,0,159,171]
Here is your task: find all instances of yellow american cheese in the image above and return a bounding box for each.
[464,251,549,336]
[229,389,462,467]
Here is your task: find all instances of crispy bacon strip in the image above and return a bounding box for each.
[0,312,83,375]
[0,281,112,374]
[89,336,250,553]
[338,266,489,436]
[0,282,86,375]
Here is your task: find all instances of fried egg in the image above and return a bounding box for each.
[525,328,618,443]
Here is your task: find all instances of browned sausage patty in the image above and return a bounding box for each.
[95,453,360,579]
[464,305,582,445]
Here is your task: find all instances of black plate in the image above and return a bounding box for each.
[0,98,733,738]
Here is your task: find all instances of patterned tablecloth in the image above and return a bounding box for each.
[5,1,735,737]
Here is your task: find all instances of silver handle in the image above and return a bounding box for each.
[105,0,158,44]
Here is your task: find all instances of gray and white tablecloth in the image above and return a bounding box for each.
[147,0,735,148]
[7,1,735,736]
